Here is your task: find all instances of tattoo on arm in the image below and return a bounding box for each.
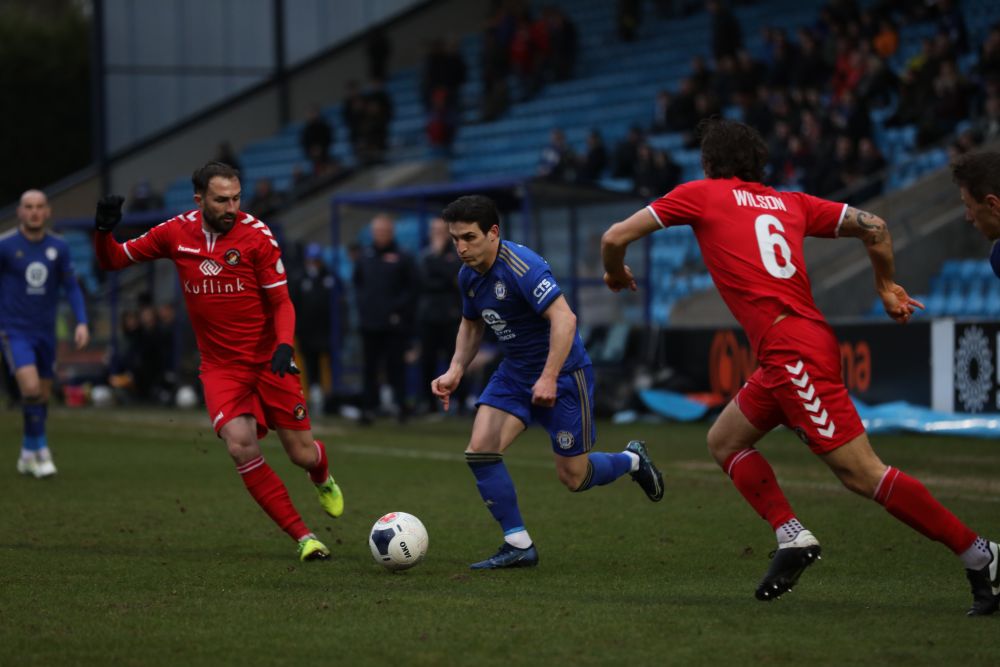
[843,206,889,246]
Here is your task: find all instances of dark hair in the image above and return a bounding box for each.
[441,195,500,235]
[951,151,1000,203]
[698,118,769,183]
[192,161,240,194]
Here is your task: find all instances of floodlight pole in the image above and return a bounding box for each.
[90,0,109,195]
[273,0,290,125]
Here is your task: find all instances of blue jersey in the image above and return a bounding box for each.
[458,240,590,382]
[0,228,87,332]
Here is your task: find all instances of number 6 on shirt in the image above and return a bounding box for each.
[755,214,797,280]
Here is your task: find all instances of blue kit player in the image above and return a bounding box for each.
[431,195,664,569]
[0,190,89,478]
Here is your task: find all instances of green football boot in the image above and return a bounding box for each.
[314,475,344,519]
[297,535,330,562]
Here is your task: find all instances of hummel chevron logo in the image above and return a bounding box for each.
[797,384,815,401]
[804,397,822,413]
[785,360,803,375]
[791,371,810,388]
[809,409,829,426]
[817,423,836,438]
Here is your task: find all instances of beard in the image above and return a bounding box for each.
[203,208,237,233]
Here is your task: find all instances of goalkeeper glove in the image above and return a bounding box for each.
[270,343,300,377]
[95,195,125,234]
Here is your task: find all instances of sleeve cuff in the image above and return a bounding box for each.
[261,280,288,289]
[646,205,666,228]
[122,241,136,262]
[833,203,848,239]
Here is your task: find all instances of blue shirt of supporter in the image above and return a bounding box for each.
[458,240,590,383]
[0,229,87,332]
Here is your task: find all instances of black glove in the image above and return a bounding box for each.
[270,343,300,377]
[95,195,125,234]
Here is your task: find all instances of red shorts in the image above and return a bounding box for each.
[201,362,311,439]
[735,316,865,455]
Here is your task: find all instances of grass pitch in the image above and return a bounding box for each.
[2,408,999,666]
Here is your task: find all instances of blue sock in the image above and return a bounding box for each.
[575,452,633,492]
[466,452,526,536]
[23,403,45,439]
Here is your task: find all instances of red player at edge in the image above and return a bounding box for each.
[601,118,999,616]
[93,162,344,562]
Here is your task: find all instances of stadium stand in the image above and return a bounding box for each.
[868,258,1000,319]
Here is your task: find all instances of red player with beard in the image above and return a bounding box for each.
[93,162,344,562]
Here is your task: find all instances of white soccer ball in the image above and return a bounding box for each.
[368,512,429,571]
[91,385,113,408]
[175,385,198,409]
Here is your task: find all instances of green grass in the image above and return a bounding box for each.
[2,408,999,666]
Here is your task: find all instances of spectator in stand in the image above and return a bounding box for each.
[577,129,608,183]
[426,88,458,154]
[652,91,674,134]
[544,8,577,81]
[435,38,468,111]
[480,31,509,94]
[214,142,240,172]
[815,134,857,197]
[353,215,419,424]
[289,243,334,407]
[924,60,973,142]
[342,80,366,152]
[128,180,162,212]
[936,0,968,54]
[633,144,680,198]
[981,96,1000,144]
[366,78,394,124]
[246,179,282,220]
[873,17,899,59]
[708,0,742,62]
[157,303,177,390]
[618,0,639,42]
[301,104,333,169]
[509,9,540,100]
[669,78,699,133]
[690,56,714,92]
[613,126,643,179]
[356,98,390,164]
[735,50,763,98]
[538,128,575,181]
[791,32,828,90]
[979,27,1000,80]
[366,28,391,81]
[480,79,510,123]
[417,218,466,414]
[856,54,898,109]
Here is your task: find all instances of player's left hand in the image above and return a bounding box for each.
[531,375,558,408]
[269,343,300,377]
[880,284,924,324]
[74,323,89,350]
[604,265,637,293]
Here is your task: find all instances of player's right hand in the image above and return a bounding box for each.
[604,265,637,293]
[95,195,125,234]
[431,371,461,411]
[879,283,924,324]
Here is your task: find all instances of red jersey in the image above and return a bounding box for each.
[647,178,847,354]
[95,210,293,371]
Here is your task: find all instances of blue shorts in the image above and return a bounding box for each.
[0,329,57,378]
[477,363,595,457]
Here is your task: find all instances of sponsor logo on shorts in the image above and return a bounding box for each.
[494,280,507,300]
[293,404,307,420]
[45,247,58,261]
[556,430,575,450]
[199,259,223,276]
[224,248,241,266]
[378,512,399,523]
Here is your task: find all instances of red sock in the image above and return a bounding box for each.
[873,467,977,554]
[308,440,329,485]
[237,456,310,541]
[723,448,796,531]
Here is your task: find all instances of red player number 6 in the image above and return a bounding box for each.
[754,214,796,280]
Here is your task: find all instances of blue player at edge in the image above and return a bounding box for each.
[430,194,664,569]
[0,190,89,478]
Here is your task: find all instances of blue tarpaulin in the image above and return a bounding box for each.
[638,389,709,421]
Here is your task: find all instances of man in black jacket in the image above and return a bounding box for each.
[708,0,742,62]
[418,218,466,413]
[290,243,334,409]
[353,215,419,423]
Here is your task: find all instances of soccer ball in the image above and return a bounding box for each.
[368,512,428,571]
[175,385,199,409]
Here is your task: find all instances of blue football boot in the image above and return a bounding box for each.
[470,542,539,569]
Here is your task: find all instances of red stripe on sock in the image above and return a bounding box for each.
[876,467,977,554]
[239,460,310,541]
[722,448,796,531]
[308,440,329,485]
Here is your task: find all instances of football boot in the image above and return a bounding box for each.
[626,440,664,502]
[314,475,344,518]
[470,543,539,570]
[966,541,1000,617]
[755,530,821,601]
[297,535,331,562]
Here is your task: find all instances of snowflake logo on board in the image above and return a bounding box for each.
[954,325,993,413]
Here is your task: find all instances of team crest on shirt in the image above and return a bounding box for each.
[556,431,575,450]
[224,248,241,266]
[45,247,58,261]
[494,280,507,300]
[468,288,475,297]
[793,426,810,445]
[15,250,22,258]
[25,262,48,288]
[293,404,307,421]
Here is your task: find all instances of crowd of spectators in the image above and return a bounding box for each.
[649,0,999,198]
[119,298,176,404]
